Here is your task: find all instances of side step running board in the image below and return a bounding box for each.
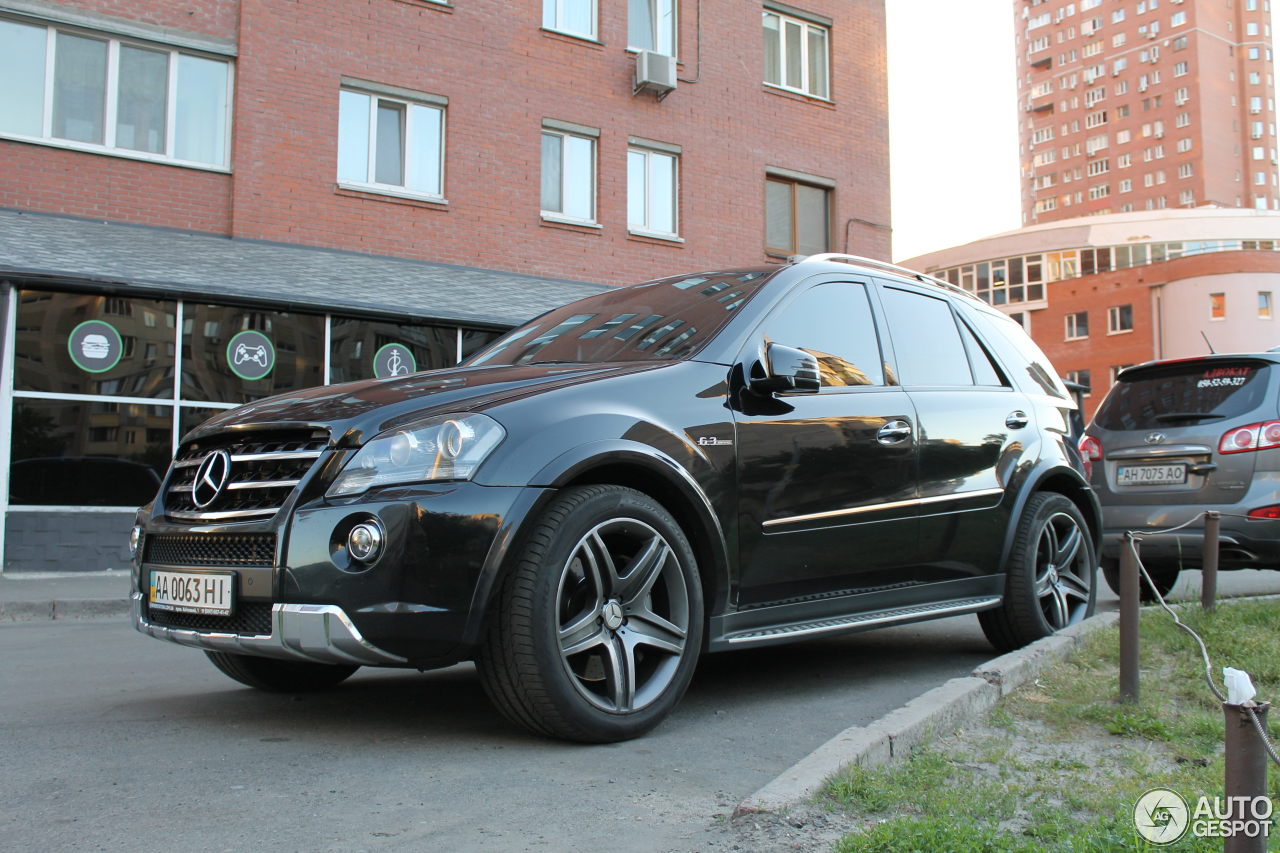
[722,596,1002,646]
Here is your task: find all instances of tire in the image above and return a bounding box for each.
[476,485,704,743]
[205,651,358,692]
[1099,555,1180,603]
[979,492,1098,653]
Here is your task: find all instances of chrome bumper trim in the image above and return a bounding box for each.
[132,593,408,665]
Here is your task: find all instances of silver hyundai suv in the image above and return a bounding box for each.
[1082,352,1280,598]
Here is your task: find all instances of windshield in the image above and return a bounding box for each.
[1093,360,1273,430]
[465,270,774,366]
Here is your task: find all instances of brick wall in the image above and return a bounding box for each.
[2,0,891,286]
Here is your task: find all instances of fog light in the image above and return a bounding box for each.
[129,526,143,557]
[347,521,384,563]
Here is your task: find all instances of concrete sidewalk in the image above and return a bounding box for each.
[0,571,132,620]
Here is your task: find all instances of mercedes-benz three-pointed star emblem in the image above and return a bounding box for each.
[191,449,232,509]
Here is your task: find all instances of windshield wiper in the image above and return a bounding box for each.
[1153,412,1226,423]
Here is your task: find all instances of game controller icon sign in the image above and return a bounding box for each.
[225,330,276,380]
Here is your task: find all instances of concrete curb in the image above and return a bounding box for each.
[0,598,131,622]
[735,610,1121,815]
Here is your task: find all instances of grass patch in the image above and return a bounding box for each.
[823,600,1280,852]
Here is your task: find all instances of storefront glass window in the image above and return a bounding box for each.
[461,327,504,361]
[13,291,176,397]
[8,399,169,505]
[329,318,458,383]
[181,305,324,403]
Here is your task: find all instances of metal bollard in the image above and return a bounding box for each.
[1119,532,1140,704]
[1201,511,1220,612]
[1223,702,1270,853]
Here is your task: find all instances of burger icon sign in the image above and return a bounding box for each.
[68,321,124,373]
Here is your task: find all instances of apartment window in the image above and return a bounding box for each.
[0,19,231,168]
[1250,97,1263,114]
[630,0,675,55]
[1246,22,1260,36]
[1065,311,1089,340]
[1120,177,1133,192]
[541,124,597,223]
[1088,183,1110,199]
[1087,158,1110,175]
[1179,188,1194,204]
[1174,87,1189,105]
[337,88,444,198]
[1117,129,1132,144]
[763,9,830,99]
[1179,162,1193,178]
[1176,111,1190,127]
[1119,153,1132,167]
[1066,369,1092,394]
[543,0,597,39]
[765,174,830,256]
[1210,293,1225,320]
[1258,171,1269,186]
[627,144,678,238]
[1112,9,1126,22]
[1174,61,1188,77]
[1171,10,1186,26]
[1259,291,1273,319]
[1176,138,1192,153]
[1085,110,1108,128]
[1108,304,1134,333]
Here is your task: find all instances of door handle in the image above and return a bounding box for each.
[1006,410,1029,430]
[877,420,913,444]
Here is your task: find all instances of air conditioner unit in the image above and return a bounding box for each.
[635,50,677,96]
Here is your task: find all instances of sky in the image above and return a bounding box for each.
[886,1,1280,264]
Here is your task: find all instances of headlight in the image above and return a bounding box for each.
[327,413,505,497]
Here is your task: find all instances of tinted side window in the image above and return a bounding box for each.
[879,287,973,386]
[966,306,1070,399]
[958,320,1008,387]
[760,282,885,387]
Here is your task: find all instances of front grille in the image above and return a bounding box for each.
[164,429,329,523]
[145,602,274,636]
[144,533,277,567]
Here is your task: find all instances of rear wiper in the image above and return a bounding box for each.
[1153,412,1226,423]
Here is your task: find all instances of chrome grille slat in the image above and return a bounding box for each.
[164,430,329,524]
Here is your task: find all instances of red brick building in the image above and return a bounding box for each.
[1015,0,1278,224]
[0,0,890,573]
[904,209,1280,420]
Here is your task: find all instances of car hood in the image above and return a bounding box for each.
[186,362,670,446]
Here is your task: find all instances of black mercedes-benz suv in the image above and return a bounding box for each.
[132,254,1100,742]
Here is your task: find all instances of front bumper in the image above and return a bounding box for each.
[132,594,407,665]
[133,482,552,667]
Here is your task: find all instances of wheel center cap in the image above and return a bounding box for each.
[1048,566,1059,584]
[602,600,625,631]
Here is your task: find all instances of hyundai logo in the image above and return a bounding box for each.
[1144,432,1166,445]
[192,450,232,509]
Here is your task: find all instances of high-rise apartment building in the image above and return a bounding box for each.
[1015,0,1278,224]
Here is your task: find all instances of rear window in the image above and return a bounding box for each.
[1093,360,1273,430]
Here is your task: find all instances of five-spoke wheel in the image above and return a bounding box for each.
[477,485,703,742]
[980,492,1097,653]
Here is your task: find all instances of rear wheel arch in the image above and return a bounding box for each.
[1001,467,1102,569]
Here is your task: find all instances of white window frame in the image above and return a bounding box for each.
[627,142,680,240]
[543,0,598,41]
[336,86,446,202]
[1107,304,1134,334]
[1064,311,1089,340]
[762,9,831,100]
[629,0,676,56]
[0,17,233,171]
[541,123,598,226]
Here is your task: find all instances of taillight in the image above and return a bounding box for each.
[1247,505,1280,520]
[1078,434,1102,479]
[1219,420,1280,454]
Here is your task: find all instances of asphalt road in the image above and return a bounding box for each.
[2,568,1274,853]
[0,613,998,853]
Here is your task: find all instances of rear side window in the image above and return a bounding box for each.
[879,287,973,386]
[1094,360,1273,430]
[966,307,1069,399]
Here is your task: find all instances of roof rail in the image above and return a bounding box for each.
[790,253,973,301]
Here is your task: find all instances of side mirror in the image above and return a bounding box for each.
[750,343,821,395]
